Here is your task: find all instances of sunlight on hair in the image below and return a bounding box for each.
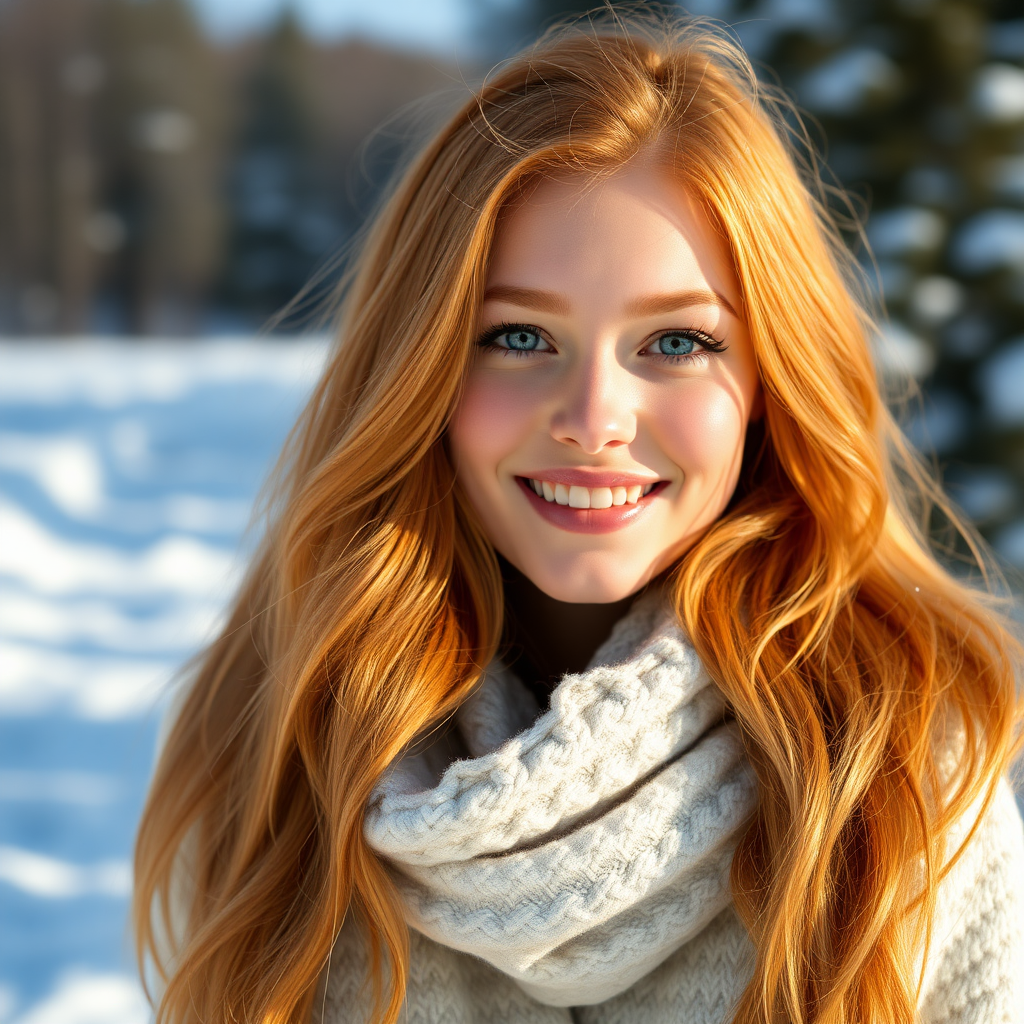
[132,10,1024,1024]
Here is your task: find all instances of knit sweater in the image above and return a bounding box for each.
[316,596,1024,1024]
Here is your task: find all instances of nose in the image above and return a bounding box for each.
[549,347,637,453]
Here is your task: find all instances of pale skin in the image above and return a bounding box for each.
[448,160,763,687]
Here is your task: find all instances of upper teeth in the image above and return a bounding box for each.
[526,479,655,508]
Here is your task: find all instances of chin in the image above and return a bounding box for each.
[524,557,652,605]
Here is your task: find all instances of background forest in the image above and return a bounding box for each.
[1,0,1024,562]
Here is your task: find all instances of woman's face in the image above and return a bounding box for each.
[448,161,762,603]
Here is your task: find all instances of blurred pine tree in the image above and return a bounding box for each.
[730,0,1024,565]
[217,12,344,323]
[93,0,227,333]
[0,0,105,333]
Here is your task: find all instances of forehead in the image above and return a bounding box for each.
[485,163,739,308]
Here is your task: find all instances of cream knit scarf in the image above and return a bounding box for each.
[363,594,759,1008]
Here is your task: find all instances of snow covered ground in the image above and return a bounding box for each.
[2,336,1022,1022]
[0,338,327,1023]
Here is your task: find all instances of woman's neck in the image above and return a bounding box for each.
[499,557,638,706]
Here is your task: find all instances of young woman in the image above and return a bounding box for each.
[133,13,1024,1024]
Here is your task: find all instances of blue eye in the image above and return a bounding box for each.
[477,323,549,355]
[502,328,542,351]
[657,333,696,356]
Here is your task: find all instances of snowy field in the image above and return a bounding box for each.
[0,338,327,1023]
[2,336,1023,1023]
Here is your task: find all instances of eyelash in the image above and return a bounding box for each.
[476,322,545,359]
[475,321,728,363]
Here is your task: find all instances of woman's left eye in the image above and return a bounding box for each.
[645,329,726,361]
[657,333,696,356]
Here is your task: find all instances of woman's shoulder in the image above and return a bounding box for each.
[917,773,1024,1023]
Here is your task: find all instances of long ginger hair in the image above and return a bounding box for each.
[134,12,1024,1024]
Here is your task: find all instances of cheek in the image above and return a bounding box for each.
[654,383,748,477]
[449,371,537,482]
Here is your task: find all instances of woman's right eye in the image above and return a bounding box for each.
[477,323,551,355]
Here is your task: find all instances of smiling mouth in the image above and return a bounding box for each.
[514,477,666,534]
[520,477,658,508]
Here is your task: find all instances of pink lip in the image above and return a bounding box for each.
[515,477,666,534]
[518,468,661,488]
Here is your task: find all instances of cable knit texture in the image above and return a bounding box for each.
[316,595,1024,1023]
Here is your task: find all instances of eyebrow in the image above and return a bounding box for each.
[483,284,739,320]
[625,289,739,320]
[483,285,571,315]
